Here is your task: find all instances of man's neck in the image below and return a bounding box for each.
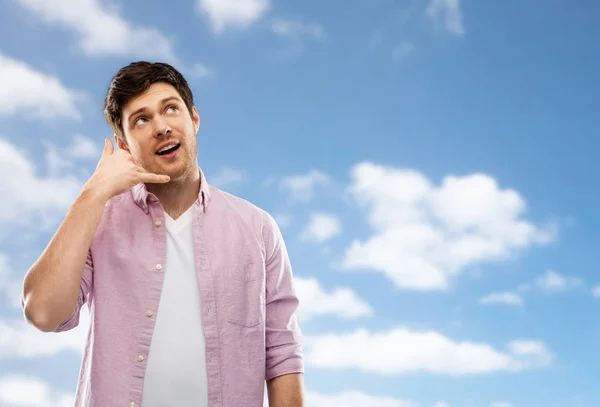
[146,168,201,220]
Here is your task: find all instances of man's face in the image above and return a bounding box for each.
[117,82,200,182]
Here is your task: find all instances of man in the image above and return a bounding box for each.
[21,61,305,407]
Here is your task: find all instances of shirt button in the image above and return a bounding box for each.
[137,355,144,362]
[129,402,135,407]
[142,204,147,209]
[206,306,210,314]
[155,219,162,227]
[155,264,162,271]
[146,310,153,317]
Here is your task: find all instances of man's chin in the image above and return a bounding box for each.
[162,167,190,183]
[145,158,194,182]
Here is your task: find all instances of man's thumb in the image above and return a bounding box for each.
[103,138,114,156]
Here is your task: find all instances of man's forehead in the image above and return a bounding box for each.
[124,84,181,113]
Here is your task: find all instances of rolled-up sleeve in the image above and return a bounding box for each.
[263,213,304,381]
[54,248,94,332]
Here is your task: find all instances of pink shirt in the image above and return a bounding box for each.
[50,170,304,406]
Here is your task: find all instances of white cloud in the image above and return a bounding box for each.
[432,403,451,407]
[593,285,600,297]
[301,213,342,243]
[507,339,552,366]
[426,0,465,36]
[393,42,415,59]
[280,170,331,202]
[271,18,325,40]
[491,403,513,407]
[45,144,74,177]
[306,391,416,407]
[0,138,83,228]
[0,54,84,120]
[261,175,277,188]
[210,167,247,189]
[69,134,100,158]
[295,277,373,321]
[340,162,555,290]
[191,63,214,78]
[305,327,551,375]
[197,0,270,34]
[273,214,291,228]
[535,270,582,293]
[0,375,73,407]
[16,0,178,62]
[44,134,101,176]
[0,314,89,359]
[480,292,523,306]
[0,253,21,308]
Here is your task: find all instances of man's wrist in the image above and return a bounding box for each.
[80,179,111,207]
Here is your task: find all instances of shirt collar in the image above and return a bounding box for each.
[131,167,212,213]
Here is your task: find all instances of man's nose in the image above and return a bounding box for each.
[153,117,172,137]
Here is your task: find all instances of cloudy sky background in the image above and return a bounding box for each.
[1,0,599,406]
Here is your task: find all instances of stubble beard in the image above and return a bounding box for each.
[154,145,197,184]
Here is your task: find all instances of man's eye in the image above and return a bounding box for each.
[167,105,178,112]
[135,117,148,125]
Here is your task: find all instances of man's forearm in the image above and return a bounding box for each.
[22,184,106,332]
[266,373,305,407]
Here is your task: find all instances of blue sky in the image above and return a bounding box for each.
[0,0,599,406]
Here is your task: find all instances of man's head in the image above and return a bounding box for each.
[103,61,200,182]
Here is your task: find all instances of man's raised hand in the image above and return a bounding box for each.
[85,138,170,202]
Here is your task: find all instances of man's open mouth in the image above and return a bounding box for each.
[156,143,181,155]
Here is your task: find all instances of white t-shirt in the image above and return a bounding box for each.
[141,206,208,407]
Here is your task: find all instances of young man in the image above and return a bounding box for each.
[21,62,305,407]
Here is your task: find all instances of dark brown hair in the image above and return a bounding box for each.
[103,61,195,140]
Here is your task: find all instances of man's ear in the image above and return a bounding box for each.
[192,106,200,134]
[114,134,130,152]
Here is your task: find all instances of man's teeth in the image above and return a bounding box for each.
[158,144,177,153]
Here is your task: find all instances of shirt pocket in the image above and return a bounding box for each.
[227,262,265,328]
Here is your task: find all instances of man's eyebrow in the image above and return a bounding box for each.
[127,96,183,121]
[159,96,182,105]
